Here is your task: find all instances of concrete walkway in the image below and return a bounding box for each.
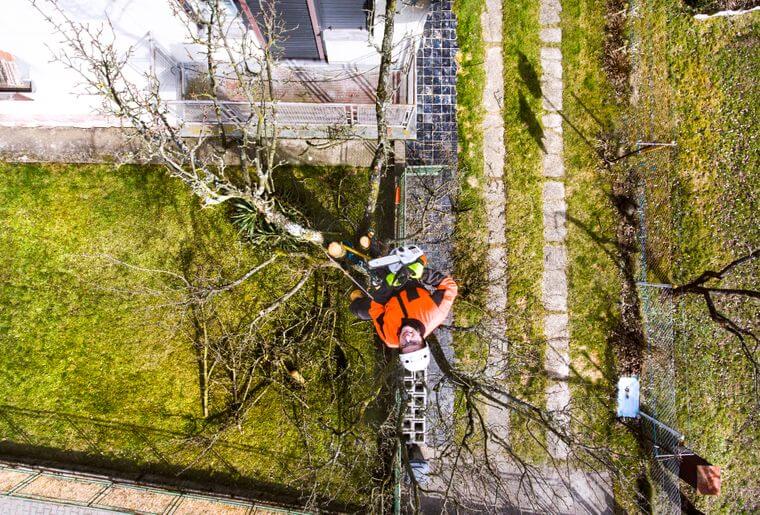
[481,0,510,442]
[0,461,299,514]
[539,0,571,461]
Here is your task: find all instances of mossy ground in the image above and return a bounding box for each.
[628,4,759,511]
[0,162,376,505]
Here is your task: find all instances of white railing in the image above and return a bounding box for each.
[166,100,416,132]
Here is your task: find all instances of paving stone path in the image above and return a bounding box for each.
[0,461,290,514]
[539,0,571,461]
[480,0,510,442]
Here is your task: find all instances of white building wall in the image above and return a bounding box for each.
[0,0,426,128]
[323,0,428,65]
[0,0,190,127]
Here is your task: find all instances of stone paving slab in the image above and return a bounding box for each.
[478,0,511,456]
[94,486,175,514]
[543,269,569,311]
[0,462,301,515]
[482,112,505,130]
[0,469,34,493]
[542,80,564,110]
[541,59,563,82]
[483,47,505,112]
[0,497,116,515]
[540,47,563,61]
[486,242,508,275]
[539,0,572,466]
[543,245,568,271]
[484,175,507,201]
[543,199,568,242]
[542,112,563,129]
[540,27,562,43]
[173,497,251,514]
[543,153,566,177]
[539,7,561,25]
[545,338,571,376]
[543,128,564,154]
[543,180,566,200]
[482,0,503,42]
[545,313,569,340]
[17,476,104,504]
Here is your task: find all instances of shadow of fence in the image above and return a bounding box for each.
[0,404,359,513]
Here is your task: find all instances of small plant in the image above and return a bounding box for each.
[231,200,303,251]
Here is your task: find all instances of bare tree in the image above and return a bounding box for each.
[364,162,636,513]
[33,0,326,243]
[388,317,639,514]
[28,2,637,511]
[33,0,411,245]
[671,249,760,395]
[85,249,392,508]
[30,0,425,508]
[361,0,399,233]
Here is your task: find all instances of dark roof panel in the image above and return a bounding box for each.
[319,0,370,30]
[243,0,320,60]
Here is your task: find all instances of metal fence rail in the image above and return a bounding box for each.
[638,283,681,514]
[0,404,360,513]
[167,100,416,131]
[0,460,309,514]
[628,1,684,512]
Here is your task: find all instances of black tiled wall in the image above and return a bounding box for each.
[406,0,458,168]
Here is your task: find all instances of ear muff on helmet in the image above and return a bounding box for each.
[386,266,411,287]
[407,261,424,279]
[386,262,424,286]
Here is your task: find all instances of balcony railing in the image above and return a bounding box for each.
[166,100,417,139]
[0,50,32,93]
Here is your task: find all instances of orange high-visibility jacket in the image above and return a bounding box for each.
[368,277,458,348]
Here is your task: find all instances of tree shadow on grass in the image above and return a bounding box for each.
[274,165,368,238]
[518,51,542,99]
[519,90,546,152]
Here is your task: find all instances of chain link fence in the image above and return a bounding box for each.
[628,2,684,513]
[637,282,681,514]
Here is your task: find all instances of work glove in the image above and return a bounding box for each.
[421,269,446,288]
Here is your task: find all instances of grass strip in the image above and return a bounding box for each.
[501,0,547,461]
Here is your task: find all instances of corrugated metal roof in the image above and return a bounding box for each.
[244,0,321,60]
[319,0,370,30]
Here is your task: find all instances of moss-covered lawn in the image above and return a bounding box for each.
[500,0,547,458]
[453,0,487,308]
[0,162,376,506]
[628,4,759,511]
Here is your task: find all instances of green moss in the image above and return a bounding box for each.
[0,162,376,505]
[562,0,642,505]
[628,5,759,511]
[453,0,488,304]
[501,0,547,460]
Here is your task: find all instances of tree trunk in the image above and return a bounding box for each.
[361,0,398,235]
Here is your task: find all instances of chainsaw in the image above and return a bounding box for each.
[327,239,426,298]
[367,245,425,273]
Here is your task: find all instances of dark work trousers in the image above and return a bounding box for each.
[350,296,373,320]
[350,276,415,321]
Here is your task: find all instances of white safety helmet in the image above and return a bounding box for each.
[400,346,430,372]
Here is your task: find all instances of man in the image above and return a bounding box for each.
[350,258,457,372]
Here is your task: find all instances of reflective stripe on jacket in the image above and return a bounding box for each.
[368,277,458,348]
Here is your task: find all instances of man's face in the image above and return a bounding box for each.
[399,325,424,353]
